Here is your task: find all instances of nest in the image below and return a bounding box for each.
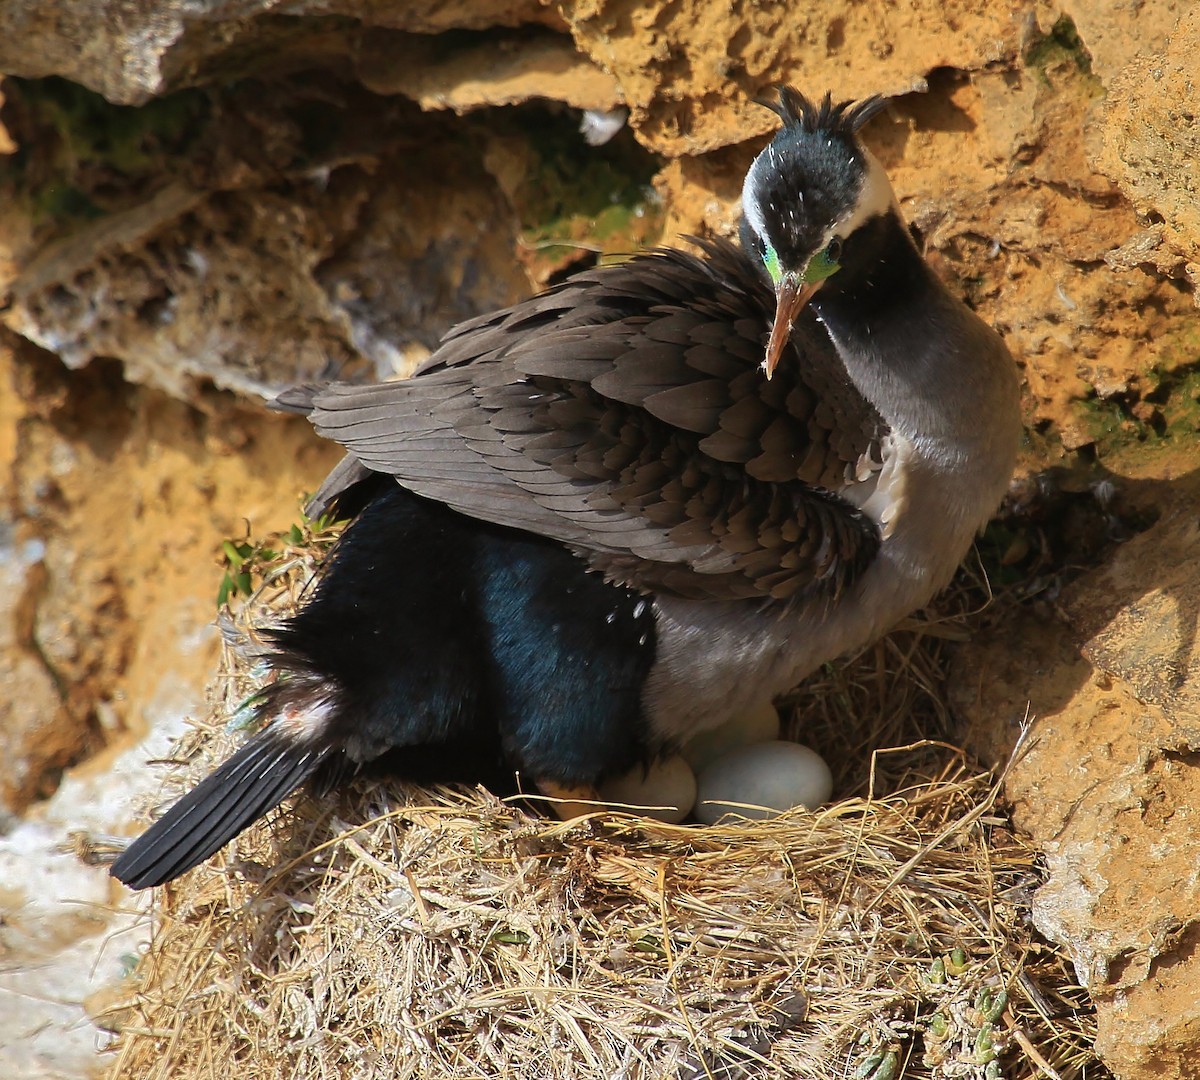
[103,519,1099,1080]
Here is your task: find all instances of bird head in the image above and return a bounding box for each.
[740,87,893,379]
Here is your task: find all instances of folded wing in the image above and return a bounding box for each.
[302,240,885,602]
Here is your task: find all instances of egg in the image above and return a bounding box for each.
[598,755,697,823]
[681,700,782,771]
[693,741,833,825]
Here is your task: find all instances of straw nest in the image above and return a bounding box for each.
[103,518,1099,1080]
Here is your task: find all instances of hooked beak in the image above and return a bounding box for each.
[763,273,819,380]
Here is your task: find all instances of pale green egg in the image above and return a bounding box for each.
[598,755,697,823]
[694,741,833,825]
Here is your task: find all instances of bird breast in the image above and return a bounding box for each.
[641,415,1011,747]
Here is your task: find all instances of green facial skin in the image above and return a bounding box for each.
[761,241,841,287]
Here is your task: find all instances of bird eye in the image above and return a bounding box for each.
[825,237,843,263]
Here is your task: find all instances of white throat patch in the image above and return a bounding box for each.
[828,146,895,246]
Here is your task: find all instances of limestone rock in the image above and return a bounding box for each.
[560,0,1023,156]
[1099,7,1200,299]
[0,0,552,106]
[0,525,77,811]
[954,466,1200,1080]
[357,27,622,113]
[1067,0,1188,85]
[1,3,1199,1076]
[3,126,531,401]
[1063,490,1200,739]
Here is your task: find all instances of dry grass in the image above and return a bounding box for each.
[102,524,1100,1080]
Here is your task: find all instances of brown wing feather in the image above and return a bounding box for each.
[303,239,885,602]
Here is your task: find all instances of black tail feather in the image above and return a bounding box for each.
[110,730,335,889]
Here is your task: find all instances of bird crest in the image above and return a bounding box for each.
[756,86,888,136]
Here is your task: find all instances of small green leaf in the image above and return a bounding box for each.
[493,930,530,946]
[632,935,666,957]
[871,1052,899,1080]
[974,1022,998,1063]
[221,540,245,567]
[853,1048,899,1080]
[851,1049,886,1079]
[227,693,267,732]
[976,987,1008,1023]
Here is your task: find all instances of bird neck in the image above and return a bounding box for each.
[811,211,1016,457]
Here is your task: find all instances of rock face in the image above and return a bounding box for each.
[1048,495,1200,1077]
[1099,7,1200,302]
[953,463,1200,1080]
[3,99,534,399]
[0,1,1198,1077]
[0,1,555,105]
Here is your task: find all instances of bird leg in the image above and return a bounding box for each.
[535,779,603,820]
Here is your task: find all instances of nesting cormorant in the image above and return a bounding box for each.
[111,89,1020,889]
